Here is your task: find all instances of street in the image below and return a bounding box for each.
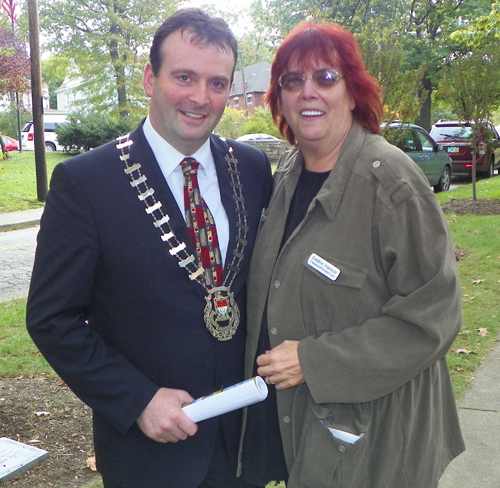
[0,226,38,302]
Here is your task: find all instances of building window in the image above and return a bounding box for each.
[234,97,239,107]
[247,94,253,105]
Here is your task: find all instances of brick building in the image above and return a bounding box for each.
[228,62,271,115]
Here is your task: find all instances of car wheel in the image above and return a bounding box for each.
[45,142,56,152]
[483,157,494,179]
[434,166,451,192]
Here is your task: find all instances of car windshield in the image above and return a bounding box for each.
[431,126,473,140]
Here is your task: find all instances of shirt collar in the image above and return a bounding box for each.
[143,116,214,178]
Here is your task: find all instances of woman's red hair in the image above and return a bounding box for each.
[266,22,383,145]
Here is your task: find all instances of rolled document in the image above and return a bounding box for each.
[182,376,268,423]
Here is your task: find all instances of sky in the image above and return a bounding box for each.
[179,0,255,39]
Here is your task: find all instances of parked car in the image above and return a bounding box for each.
[430,120,500,178]
[381,123,453,192]
[236,133,280,142]
[1,135,19,151]
[21,120,68,152]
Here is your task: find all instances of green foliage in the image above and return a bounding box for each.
[451,2,500,47]
[240,107,281,138]
[431,107,458,125]
[358,23,427,124]
[0,107,31,138]
[249,0,496,130]
[440,48,500,125]
[38,0,180,117]
[41,54,71,110]
[215,107,248,140]
[55,114,139,152]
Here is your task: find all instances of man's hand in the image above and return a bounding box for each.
[257,340,305,390]
[136,387,198,443]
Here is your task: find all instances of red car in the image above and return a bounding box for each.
[1,135,19,151]
[430,120,500,178]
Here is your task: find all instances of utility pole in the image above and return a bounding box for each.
[27,0,47,201]
[238,51,248,117]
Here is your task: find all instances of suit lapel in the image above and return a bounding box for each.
[210,136,237,268]
[210,136,247,298]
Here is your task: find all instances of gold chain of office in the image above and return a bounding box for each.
[115,134,249,341]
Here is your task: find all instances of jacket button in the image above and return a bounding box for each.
[270,327,278,336]
[274,280,281,288]
[372,160,381,168]
[283,416,291,423]
[338,445,346,453]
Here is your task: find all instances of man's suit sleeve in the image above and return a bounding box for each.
[26,161,159,435]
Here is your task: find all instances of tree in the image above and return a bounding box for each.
[215,107,248,139]
[440,47,500,199]
[0,27,30,98]
[38,0,180,117]
[249,0,492,129]
[241,106,281,137]
[358,22,427,124]
[41,54,70,109]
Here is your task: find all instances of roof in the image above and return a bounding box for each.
[231,61,271,96]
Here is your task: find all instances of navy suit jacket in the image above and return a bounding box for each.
[26,123,273,487]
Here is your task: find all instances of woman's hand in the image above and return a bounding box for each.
[257,340,305,390]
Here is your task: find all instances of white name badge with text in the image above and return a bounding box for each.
[307,253,341,282]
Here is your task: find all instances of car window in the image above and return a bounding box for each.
[416,129,435,153]
[398,129,418,152]
[431,125,472,140]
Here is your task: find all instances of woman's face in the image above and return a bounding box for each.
[279,58,355,153]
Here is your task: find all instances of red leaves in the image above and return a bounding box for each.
[0,28,30,96]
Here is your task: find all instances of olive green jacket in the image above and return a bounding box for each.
[239,122,465,488]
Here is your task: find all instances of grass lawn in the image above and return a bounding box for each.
[0,151,71,213]
[0,160,499,488]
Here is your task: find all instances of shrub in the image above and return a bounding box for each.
[56,114,139,152]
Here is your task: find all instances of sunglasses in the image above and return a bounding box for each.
[278,69,342,92]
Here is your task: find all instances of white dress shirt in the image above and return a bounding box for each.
[142,117,229,264]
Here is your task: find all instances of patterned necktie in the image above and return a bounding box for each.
[180,157,223,288]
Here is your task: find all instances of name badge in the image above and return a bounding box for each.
[307,253,340,281]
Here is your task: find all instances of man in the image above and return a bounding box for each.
[26,9,272,488]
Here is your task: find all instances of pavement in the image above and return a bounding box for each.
[0,209,499,485]
[0,207,44,233]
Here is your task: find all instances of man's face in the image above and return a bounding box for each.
[143,29,235,155]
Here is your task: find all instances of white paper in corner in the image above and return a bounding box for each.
[322,422,364,445]
[182,376,268,423]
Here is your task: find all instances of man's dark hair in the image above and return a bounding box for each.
[150,8,238,77]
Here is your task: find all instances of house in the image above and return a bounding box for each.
[54,75,87,113]
[228,61,271,114]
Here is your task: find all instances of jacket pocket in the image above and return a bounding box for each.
[289,400,370,488]
[300,253,368,334]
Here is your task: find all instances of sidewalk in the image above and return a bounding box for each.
[439,337,500,487]
[0,209,499,485]
[0,208,44,232]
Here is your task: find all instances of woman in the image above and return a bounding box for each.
[238,21,465,488]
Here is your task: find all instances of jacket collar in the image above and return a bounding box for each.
[277,122,366,222]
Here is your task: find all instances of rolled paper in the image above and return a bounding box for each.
[182,376,268,423]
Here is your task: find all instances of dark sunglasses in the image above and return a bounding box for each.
[278,69,342,92]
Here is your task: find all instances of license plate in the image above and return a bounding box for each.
[447,146,459,153]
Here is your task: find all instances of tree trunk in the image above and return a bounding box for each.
[109,31,128,118]
[416,74,432,131]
